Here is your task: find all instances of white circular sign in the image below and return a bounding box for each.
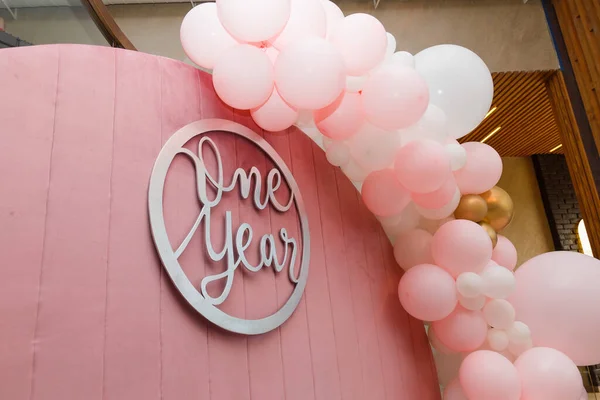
[149,119,309,335]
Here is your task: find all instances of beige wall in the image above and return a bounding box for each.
[499,157,555,266]
[1,0,558,72]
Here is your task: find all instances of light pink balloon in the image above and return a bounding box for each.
[510,251,600,365]
[411,176,457,209]
[275,37,345,110]
[393,228,434,271]
[321,0,344,39]
[428,325,454,354]
[459,350,521,400]
[362,66,429,130]
[398,264,457,321]
[433,307,488,352]
[314,91,364,140]
[330,13,387,76]
[515,347,582,400]
[270,0,326,50]
[415,188,461,220]
[361,169,410,217]
[348,124,403,172]
[431,219,493,277]
[454,142,502,195]
[251,88,298,132]
[579,387,588,400]
[213,44,274,110]
[180,3,238,70]
[394,139,451,194]
[444,378,468,400]
[216,0,291,42]
[492,235,518,271]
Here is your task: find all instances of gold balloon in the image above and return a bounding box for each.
[454,194,488,222]
[481,186,514,231]
[479,222,498,248]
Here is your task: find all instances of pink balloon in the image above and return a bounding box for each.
[454,142,502,194]
[348,124,403,172]
[393,228,434,271]
[216,0,290,42]
[361,169,410,217]
[270,0,326,50]
[411,176,457,209]
[460,351,521,400]
[433,307,488,352]
[492,235,518,271]
[515,347,582,400]
[180,3,238,70]
[321,0,344,39]
[398,264,457,321]
[213,44,274,110]
[251,88,299,132]
[362,66,429,130]
[394,139,451,194]
[275,37,345,110]
[444,378,468,400]
[415,189,460,220]
[579,387,588,400]
[510,251,600,365]
[431,219,492,277]
[428,325,454,354]
[330,13,387,76]
[314,91,364,140]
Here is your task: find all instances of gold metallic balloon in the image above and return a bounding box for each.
[454,194,488,222]
[479,221,498,248]
[481,186,514,231]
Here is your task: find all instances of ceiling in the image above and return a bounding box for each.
[460,70,563,156]
[1,0,193,7]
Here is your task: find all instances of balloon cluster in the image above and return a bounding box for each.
[180,1,600,399]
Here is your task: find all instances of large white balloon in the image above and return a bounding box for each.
[415,45,493,140]
[216,0,291,43]
[180,3,238,70]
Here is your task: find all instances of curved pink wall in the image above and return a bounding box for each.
[0,45,439,400]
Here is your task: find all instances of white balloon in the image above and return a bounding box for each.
[446,142,467,171]
[480,263,516,299]
[385,32,397,57]
[508,336,532,357]
[326,141,350,167]
[507,321,532,345]
[415,44,494,139]
[456,272,483,298]
[348,124,402,172]
[389,51,415,69]
[216,0,291,43]
[400,104,448,144]
[346,75,368,93]
[321,0,344,39]
[379,202,421,237]
[416,188,460,219]
[322,135,333,150]
[487,328,509,352]
[458,293,486,311]
[483,299,515,330]
[341,159,369,182]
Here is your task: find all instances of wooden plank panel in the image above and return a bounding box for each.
[546,71,600,256]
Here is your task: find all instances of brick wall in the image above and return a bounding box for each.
[532,154,583,252]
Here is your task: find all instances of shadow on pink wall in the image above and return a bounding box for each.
[0,44,439,400]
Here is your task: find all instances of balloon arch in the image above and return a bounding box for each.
[180,1,598,399]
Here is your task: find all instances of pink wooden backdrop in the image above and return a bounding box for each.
[0,45,439,400]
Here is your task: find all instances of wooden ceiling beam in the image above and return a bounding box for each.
[80,0,136,50]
